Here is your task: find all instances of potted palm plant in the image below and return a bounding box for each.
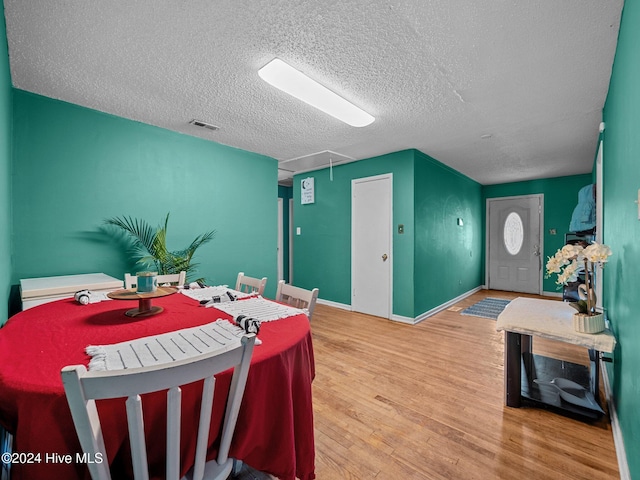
[105,213,215,283]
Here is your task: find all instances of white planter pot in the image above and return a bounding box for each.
[573,312,605,334]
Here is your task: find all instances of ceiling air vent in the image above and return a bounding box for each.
[189,119,220,131]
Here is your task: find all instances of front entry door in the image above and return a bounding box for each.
[352,174,392,318]
[487,195,542,294]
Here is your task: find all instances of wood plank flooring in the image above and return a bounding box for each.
[311,290,618,479]
[238,290,620,479]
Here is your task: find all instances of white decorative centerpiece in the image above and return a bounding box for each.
[546,242,613,333]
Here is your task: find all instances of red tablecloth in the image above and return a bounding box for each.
[0,292,315,480]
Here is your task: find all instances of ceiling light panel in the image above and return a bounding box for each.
[258,58,375,128]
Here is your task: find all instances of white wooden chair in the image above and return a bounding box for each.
[61,334,256,480]
[125,271,186,289]
[235,272,267,296]
[275,280,319,320]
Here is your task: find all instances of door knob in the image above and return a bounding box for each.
[382,254,388,261]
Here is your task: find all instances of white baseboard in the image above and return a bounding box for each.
[316,298,351,311]
[542,290,563,298]
[411,286,484,325]
[393,286,483,324]
[601,359,631,480]
[390,314,415,324]
[319,287,483,325]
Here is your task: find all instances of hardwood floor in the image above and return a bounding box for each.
[306,290,619,479]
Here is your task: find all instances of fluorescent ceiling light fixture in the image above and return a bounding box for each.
[258,58,375,127]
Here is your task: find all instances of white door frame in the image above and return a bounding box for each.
[485,194,544,294]
[595,139,604,308]
[277,197,283,281]
[351,173,393,318]
[289,198,294,283]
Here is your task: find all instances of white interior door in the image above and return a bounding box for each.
[352,174,392,318]
[487,195,542,294]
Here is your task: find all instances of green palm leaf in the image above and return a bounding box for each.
[104,213,215,282]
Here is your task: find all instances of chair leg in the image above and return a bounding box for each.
[0,425,13,480]
[231,459,244,477]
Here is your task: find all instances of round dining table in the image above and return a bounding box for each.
[0,291,316,480]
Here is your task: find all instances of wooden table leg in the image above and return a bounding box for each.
[521,333,533,385]
[505,331,522,407]
[138,298,152,314]
[125,298,164,317]
[589,348,601,403]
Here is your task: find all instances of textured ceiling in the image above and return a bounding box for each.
[3,0,623,185]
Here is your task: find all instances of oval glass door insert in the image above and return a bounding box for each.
[503,212,524,255]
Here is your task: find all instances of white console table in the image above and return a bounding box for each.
[20,273,123,310]
[496,297,616,420]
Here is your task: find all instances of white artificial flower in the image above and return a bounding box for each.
[583,242,613,264]
[560,244,583,261]
[546,255,564,274]
[556,260,580,285]
[548,242,612,291]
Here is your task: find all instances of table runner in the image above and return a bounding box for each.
[86,319,260,371]
[212,296,307,322]
[179,285,256,302]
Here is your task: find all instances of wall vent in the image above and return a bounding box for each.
[189,119,220,131]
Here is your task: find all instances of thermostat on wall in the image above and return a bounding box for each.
[301,177,315,205]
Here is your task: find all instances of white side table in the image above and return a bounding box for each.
[496,297,616,420]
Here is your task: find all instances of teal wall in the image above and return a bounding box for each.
[11,91,280,297]
[482,174,592,294]
[0,8,11,326]
[292,149,484,320]
[602,0,640,476]
[292,150,416,317]
[414,151,483,315]
[278,185,292,283]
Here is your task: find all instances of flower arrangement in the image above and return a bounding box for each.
[545,242,612,316]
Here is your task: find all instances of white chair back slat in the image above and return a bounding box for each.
[166,387,182,480]
[125,395,149,480]
[217,342,253,465]
[60,365,112,480]
[192,375,216,480]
